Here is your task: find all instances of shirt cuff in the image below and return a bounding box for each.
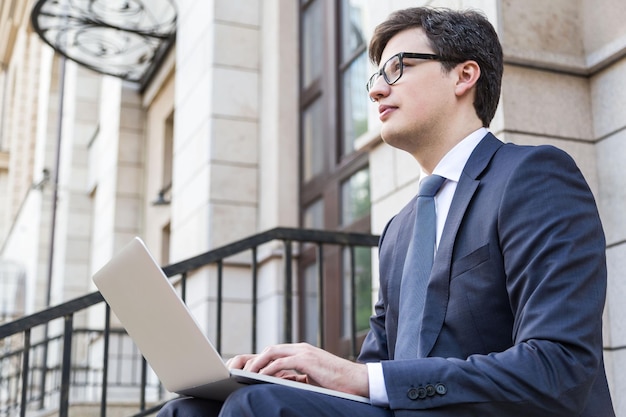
[366,362,389,407]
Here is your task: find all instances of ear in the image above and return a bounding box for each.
[454,60,481,97]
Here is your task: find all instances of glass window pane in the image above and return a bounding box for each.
[303,263,319,345]
[341,53,369,155]
[303,98,324,181]
[340,0,367,61]
[341,168,370,226]
[342,246,373,337]
[302,0,323,88]
[304,198,324,229]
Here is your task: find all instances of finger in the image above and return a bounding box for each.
[244,343,315,374]
[226,354,256,370]
[256,355,303,376]
[292,374,309,384]
[273,370,309,384]
[242,345,292,373]
[278,373,305,382]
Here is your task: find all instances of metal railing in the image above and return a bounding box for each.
[0,227,379,417]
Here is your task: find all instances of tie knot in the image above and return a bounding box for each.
[418,175,446,197]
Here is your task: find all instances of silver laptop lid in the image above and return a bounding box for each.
[92,237,229,392]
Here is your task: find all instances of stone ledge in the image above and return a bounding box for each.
[505,34,626,76]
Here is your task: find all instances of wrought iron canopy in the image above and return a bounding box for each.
[31,0,177,85]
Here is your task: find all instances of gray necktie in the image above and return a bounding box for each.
[395,174,446,359]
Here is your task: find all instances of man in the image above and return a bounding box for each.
[158,7,614,416]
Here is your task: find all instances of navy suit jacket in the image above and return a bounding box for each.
[358,134,614,416]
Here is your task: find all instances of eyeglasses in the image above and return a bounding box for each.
[366,52,443,92]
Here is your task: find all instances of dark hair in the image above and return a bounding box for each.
[369,7,503,127]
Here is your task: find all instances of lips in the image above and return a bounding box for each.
[378,104,397,120]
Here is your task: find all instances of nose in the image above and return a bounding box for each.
[368,76,389,102]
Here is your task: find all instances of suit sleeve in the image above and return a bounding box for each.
[380,146,608,416]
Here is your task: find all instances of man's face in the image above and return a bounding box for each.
[368,28,456,155]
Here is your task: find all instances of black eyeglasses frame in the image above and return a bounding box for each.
[366,52,444,92]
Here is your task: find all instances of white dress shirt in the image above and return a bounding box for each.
[367,127,489,406]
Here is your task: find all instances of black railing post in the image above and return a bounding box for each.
[316,244,324,349]
[348,245,358,359]
[39,339,48,410]
[140,358,147,411]
[216,260,223,353]
[251,246,258,353]
[283,240,293,343]
[180,272,187,302]
[59,314,73,417]
[20,329,31,417]
[100,305,111,417]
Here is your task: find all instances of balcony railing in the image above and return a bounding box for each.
[0,227,379,417]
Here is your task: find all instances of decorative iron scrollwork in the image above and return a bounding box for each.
[31,0,177,84]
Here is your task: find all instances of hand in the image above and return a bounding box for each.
[226,343,369,397]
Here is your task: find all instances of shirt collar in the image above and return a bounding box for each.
[431,127,488,183]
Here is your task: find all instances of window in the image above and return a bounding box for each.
[339,0,369,156]
[340,168,370,226]
[303,198,324,229]
[303,263,319,344]
[298,0,372,356]
[162,112,174,192]
[302,99,325,182]
[341,53,369,155]
[342,246,372,338]
[302,0,324,87]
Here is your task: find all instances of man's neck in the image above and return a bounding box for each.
[413,122,484,174]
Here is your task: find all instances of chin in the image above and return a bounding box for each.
[380,135,412,154]
[380,127,408,150]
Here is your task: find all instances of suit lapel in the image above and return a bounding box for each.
[417,133,503,357]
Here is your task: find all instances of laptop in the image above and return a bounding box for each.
[92,237,370,404]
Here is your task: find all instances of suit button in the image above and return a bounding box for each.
[435,383,447,395]
[407,388,419,400]
[425,384,436,397]
[417,387,427,399]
